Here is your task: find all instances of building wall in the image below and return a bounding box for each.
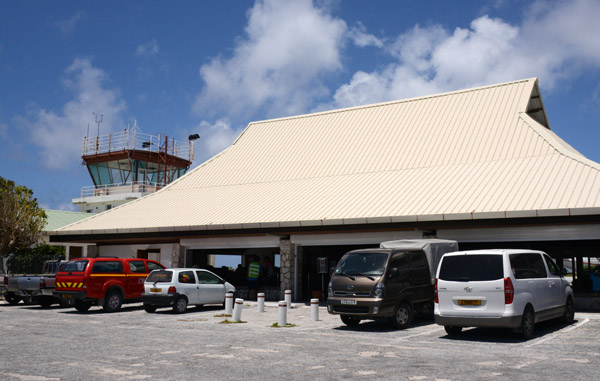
[98,243,180,267]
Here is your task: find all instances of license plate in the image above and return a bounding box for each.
[341,299,357,305]
[458,299,481,306]
[62,294,72,299]
[150,288,162,293]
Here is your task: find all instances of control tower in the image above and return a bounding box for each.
[73,121,196,213]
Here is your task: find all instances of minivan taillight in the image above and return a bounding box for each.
[504,277,514,304]
[434,278,439,304]
[3,276,7,286]
[168,286,177,294]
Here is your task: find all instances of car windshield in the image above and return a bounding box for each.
[334,252,388,276]
[60,260,89,272]
[438,254,504,281]
[146,270,173,283]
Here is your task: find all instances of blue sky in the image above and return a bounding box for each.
[1,0,600,210]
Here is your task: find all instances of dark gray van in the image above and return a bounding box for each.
[327,239,458,328]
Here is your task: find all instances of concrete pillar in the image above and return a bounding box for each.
[87,245,99,258]
[170,243,185,268]
[279,239,295,300]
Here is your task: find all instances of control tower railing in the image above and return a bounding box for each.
[82,129,194,161]
[79,181,162,198]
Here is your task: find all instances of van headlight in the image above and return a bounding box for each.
[374,283,384,298]
[328,281,333,297]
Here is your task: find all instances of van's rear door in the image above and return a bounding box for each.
[437,254,506,317]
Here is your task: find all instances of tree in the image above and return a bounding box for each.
[6,243,65,274]
[0,176,47,273]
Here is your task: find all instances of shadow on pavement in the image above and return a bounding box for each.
[438,319,580,343]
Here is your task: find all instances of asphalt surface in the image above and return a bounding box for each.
[1,300,599,380]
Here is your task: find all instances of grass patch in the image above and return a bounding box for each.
[214,313,232,318]
[219,319,246,324]
[271,322,297,328]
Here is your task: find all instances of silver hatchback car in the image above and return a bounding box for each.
[142,268,236,313]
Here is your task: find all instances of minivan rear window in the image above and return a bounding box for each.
[146,270,173,283]
[439,255,503,282]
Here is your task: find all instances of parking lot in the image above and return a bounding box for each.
[1,301,599,380]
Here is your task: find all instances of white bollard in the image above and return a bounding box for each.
[278,300,287,326]
[284,289,292,308]
[257,293,265,312]
[233,298,243,322]
[310,298,319,321]
[225,292,234,315]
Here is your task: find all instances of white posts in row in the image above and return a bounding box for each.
[224,290,320,324]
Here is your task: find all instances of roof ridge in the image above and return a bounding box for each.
[246,78,537,127]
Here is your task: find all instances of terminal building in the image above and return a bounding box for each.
[50,78,600,302]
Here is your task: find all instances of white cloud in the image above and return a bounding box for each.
[136,39,160,58]
[194,0,347,119]
[55,11,85,37]
[326,0,600,109]
[28,58,126,169]
[0,123,7,138]
[192,119,242,161]
[349,22,384,48]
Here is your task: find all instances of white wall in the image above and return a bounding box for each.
[98,244,175,267]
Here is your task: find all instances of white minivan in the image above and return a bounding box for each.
[434,249,574,339]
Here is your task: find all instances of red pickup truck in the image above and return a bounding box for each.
[54,257,165,312]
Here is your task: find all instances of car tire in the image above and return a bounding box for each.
[74,301,92,312]
[39,296,54,308]
[4,292,21,305]
[562,297,575,324]
[519,306,535,340]
[340,315,361,326]
[103,290,123,313]
[444,326,462,336]
[143,304,157,313]
[173,297,188,314]
[389,302,414,329]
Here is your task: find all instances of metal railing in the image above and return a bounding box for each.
[79,181,162,198]
[82,128,194,161]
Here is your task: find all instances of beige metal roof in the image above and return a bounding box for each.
[55,78,600,235]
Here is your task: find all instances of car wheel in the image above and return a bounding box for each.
[4,292,21,305]
[103,290,123,313]
[519,306,535,340]
[563,297,575,324]
[173,297,188,314]
[444,326,462,336]
[340,315,361,326]
[74,301,92,312]
[143,304,157,313]
[39,296,54,308]
[389,302,414,329]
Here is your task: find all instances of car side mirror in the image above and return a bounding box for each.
[389,268,399,278]
[562,268,568,275]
